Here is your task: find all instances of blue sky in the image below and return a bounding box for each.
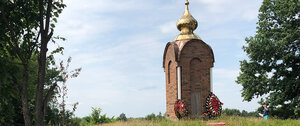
[50,0,263,117]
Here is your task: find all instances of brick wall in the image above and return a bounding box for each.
[164,43,178,119]
[179,40,214,116]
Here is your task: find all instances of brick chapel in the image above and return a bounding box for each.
[163,0,214,119]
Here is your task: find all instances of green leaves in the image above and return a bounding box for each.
[237,0,300,119]
[53,18,57,23]
[88,107,116,124]
[54,12,59,17]
[1,0,70,125]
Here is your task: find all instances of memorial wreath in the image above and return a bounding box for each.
[204,92,223,118]
[174,99,188,119]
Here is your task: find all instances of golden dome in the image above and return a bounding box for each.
[174,0,201,41]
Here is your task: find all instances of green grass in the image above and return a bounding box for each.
[100,116,300,126]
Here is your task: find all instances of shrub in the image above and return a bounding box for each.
[145,112,165,121]
[157,112,164,120]
[145,113,156,121]
[89,107,116,124]
[222,108,241,116]
[118,113,127,121]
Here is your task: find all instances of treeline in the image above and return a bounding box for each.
[222,108,258,117]
[68,108,261,125]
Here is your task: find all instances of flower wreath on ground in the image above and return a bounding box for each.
[174,99,188,119]
[202,92,223,118]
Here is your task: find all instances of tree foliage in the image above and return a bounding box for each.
[0,53,38,125]
[222,109,257,117]
[118,113,128,121]
[0,0,78,125]
[144,112,165,121]
[73,107,117,125]
[237,0,300,119]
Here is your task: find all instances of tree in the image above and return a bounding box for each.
[0,48,37,125]
[118,113,128,121]
[222,109,241,116]
[237,0,300,119]
[145,113,156,121]
[0,54,25,125]
[0,53,68,125]
[0,0,67,125]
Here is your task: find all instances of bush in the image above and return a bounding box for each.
[68,117,91,126]
[145,113,156,121]
[118,113,127,121]
[70,107,117,125]
[222,108,241,116]
[157,112,164,120]
[90,107,116,124]
[145,112,165,121]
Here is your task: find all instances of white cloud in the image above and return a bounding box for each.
[214,68,239,79]
[159,21,177,34]
[193,0,262,22]
[65,0,153,13]
[55,11,117,47]
[59,31,167,117]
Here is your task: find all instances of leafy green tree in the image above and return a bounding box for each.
[145,113,156,121]
[0,55,36,125]
[90,107,102,124]
[0,47,73,126]
[0,0,68,125]
[237,0,300,119]
[156,112,164,120]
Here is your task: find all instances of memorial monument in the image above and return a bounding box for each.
[163,0,215,119]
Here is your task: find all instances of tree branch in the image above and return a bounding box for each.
[29,30,41,54]
[43,82,58,112]
[23,3,33,59]
[3,35,26,64]
[44,0,53,36]
[1,6,25,63]
[35,30,41,43]
[39,0,44,34]
[46,29,54,42]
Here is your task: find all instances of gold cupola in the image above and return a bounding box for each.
[174,0,201,41]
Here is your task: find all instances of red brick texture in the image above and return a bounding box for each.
[163,43,178,120]
[163,39,214,119]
